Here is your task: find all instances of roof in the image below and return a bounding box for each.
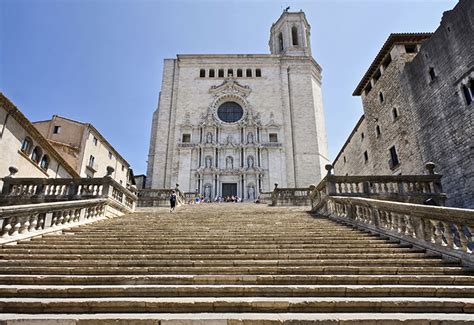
[353,33,433,96]
[0,93,80,177]
[333,114,366,165]
[39,115,131,169]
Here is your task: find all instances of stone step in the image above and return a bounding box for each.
[0,252,432,261]
[9,243,411,251]
[1,312,474,324]
[8,242,411,250]
[1,284,473,298]
[28,236,381,243]
[0,297,473,313]
[0,258,452,268]
[0,266,465,275]
[2,274,473,286]
[1,247,421,255]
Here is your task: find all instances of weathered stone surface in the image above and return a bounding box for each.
[333,0,473,209]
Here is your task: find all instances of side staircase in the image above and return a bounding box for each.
[1,203,474,324]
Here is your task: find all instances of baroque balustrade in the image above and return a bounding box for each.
[257,191,273,204]
[0,198,108,244]
[311,163,446,208]
[0,176,138,244]
[271,184,314,206]
[137,187,185,207]
[0,176,138,210]
[310,163,474,266]
[319,196,474,266]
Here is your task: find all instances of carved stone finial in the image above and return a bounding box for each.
[175,183,180,189]
[274,183,279,189]
[308,184,316,191]
[325,164,333,176]
[106,166,115,177]
[425,162,436,175]
[6,166,18,178]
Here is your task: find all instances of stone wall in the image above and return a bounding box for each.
[334,0,473,208]
[403,0,473,208]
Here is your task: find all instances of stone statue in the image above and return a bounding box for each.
[226,156,233,169]
[204,184,211,199]
[206,132,213,144]
[205,156,212,168]
[248,185,255,200]
[247,156,254,168]
[247,132,254,144]
[226,135,233,145]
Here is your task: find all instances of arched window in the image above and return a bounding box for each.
[199,69,205,78]
[256,69,262,77]
[246,69,252,77]
[31,146,43,163]
[209,69,215,78]
[20,137,32,154]
[291,26,298,46]
[237,69,243,77]
[278,33,283,52]
[40,155,50,171]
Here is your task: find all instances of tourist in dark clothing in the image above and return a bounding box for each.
[170,190,177,212]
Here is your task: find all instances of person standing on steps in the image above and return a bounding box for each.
[170,190,177,212]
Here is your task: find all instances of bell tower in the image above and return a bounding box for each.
[269,10,312,56]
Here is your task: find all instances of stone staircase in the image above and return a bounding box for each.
[0,203,473,324]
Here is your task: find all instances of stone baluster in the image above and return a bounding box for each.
[441,221,454,248]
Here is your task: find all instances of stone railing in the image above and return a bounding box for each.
[320,196,474,267]
[271,184,314,206]
[257,191,273,204]
[311,162,446,209]
[0,198,109,245]
[0,176,137,213]
[310,163,474,266]
[137,186,184,208]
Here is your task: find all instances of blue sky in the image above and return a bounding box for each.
[0,0,457,175]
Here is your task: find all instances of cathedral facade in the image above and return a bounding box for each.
[146,11,329,200]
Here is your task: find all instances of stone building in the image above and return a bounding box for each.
[334,0,473,208]
[0,94,78,188]
[147,10,329,200]
[34,115,132,187]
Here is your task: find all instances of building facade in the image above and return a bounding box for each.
[147,11,329,200]
[34,116,132,187]
[0,94,78,188]
[334,0,473,208]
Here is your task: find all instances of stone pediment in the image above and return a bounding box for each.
[209,78,251,98]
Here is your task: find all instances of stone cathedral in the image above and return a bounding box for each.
[146,10,329,200]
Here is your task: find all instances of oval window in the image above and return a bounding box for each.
[217,101,243,123]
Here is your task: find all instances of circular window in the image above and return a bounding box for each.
[217,101,243,123]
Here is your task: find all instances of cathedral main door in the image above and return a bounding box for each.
[222,183,237,197]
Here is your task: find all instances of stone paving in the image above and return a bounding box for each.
[0,203,473,323]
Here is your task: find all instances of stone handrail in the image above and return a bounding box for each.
[271,186,314,206]
[137,188,184,207]
[0,198,109,245]
[318,174,445,204]
[311,162,446,208]
[318,195,474,267]
[0,177,137,212]
[257,191,273,204]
